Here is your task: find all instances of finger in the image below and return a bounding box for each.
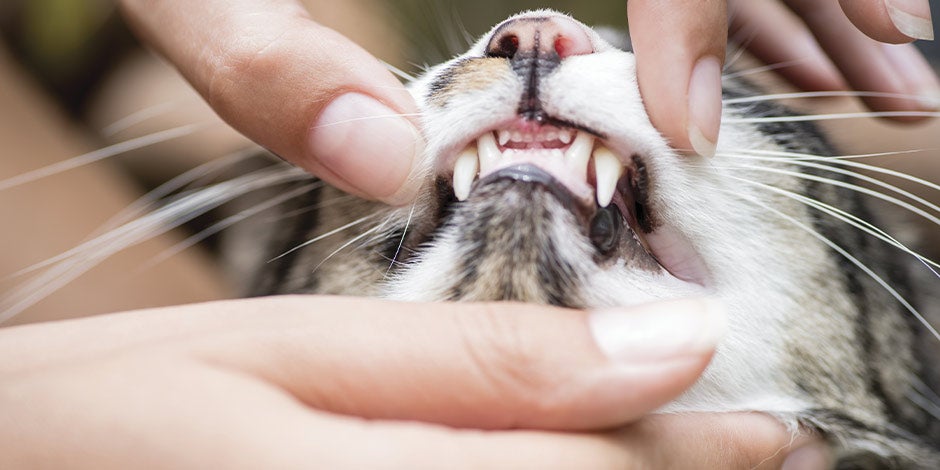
[628,0,728,158]
[629,413,831,469]
[839,0,934,42]
[193,296,725,431]
[0,353,639,469]
[730,0,846,91]
[118,0,423,205]
[0,296,725,431]
[3,356,828,469]
[787,0,940,116]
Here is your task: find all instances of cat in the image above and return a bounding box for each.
[219,10,940,468]
[3,8,939,468]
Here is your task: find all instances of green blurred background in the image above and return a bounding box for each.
[2,0,938,122]
[0,0,627,120]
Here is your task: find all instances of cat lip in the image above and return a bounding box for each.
[438,121,711,287]
[477,164,594,221]
[446,120,625,208]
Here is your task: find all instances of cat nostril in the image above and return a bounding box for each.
[485,15,593,60]
[490,34,520,59]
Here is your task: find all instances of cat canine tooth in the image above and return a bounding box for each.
[564,131,594,179]
[478,132,501,172]
[453,146,479,201]
[497,130,511,146]
[593,146,624,208]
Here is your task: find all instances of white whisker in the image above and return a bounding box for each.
[724,90,939,105]
[311,224,385,274]
[712,186,940,343]
[720,163,940,229]
[4,152,259,281]
[726,111,940,123]
[722,173,939,271]
[718,148,940,194]
[309,113,423,130]
[0,166,309,323]
[722,59,808,79]
[382,60,417,82]
[269,214,377,262]
[101,101,183,136]
[139,182,322,273]
[0,122,211,192]
[385,202,417,278]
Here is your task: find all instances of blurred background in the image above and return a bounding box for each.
[0,0,938,323]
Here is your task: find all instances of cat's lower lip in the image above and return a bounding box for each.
[449,127,624,208]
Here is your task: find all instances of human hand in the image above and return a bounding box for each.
[0,296,826,468]
[118,0,423,205]
[628,0,939,158]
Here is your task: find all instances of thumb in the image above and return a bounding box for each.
[183,296,727,431]
[119,0,423,205]
[628,0,728,158]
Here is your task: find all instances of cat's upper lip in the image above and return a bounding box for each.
[445,119,625,208]
[437,120,712,287]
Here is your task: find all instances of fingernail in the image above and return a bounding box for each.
[919,89,940,110]
[687,56,723,158]
[885,0,934,40]
[880,43,940,109]
[782,442,832,470]
[588,298,726,362]
[308,93,423,205]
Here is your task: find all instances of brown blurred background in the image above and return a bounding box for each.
[0,0,937,324]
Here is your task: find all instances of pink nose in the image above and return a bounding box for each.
[486,15,594,60]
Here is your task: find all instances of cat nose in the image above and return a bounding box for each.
[485,15,594,60]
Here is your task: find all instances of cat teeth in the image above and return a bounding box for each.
[593,146,623,207]
[478,132,501,173]
[497,130,511,146]
[454,130,623,205]
[453,146,479,201]
[564,131,594,180]
[558,130,574,145]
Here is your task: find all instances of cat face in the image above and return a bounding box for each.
[385,8,862,420]
[245,9,938,466]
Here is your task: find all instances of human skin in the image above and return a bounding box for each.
[0,296,827,468]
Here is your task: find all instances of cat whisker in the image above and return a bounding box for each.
[311,223,385,275]
[139,181,322,273]
[718,147,933,162]
[269,214,379,262]
[0,166,309,323]
[716,163,940,229]
[718,149,940,203]
[724,90,940,105]
[722,59,809,80]
[101,101,183,136]
[308,113,423,130]
[382,61,417,82]
[711,184,940,344]
[726,111,940,123]
[0,122,213,192]
[385,202,417,279]
[719,153,940,209]
[720,172,940,271]
[5,149,261,280]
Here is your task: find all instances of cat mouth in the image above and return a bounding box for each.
[439,120,711,286]
[447,118,612,208]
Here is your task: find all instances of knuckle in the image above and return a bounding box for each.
[456,303,566,415]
